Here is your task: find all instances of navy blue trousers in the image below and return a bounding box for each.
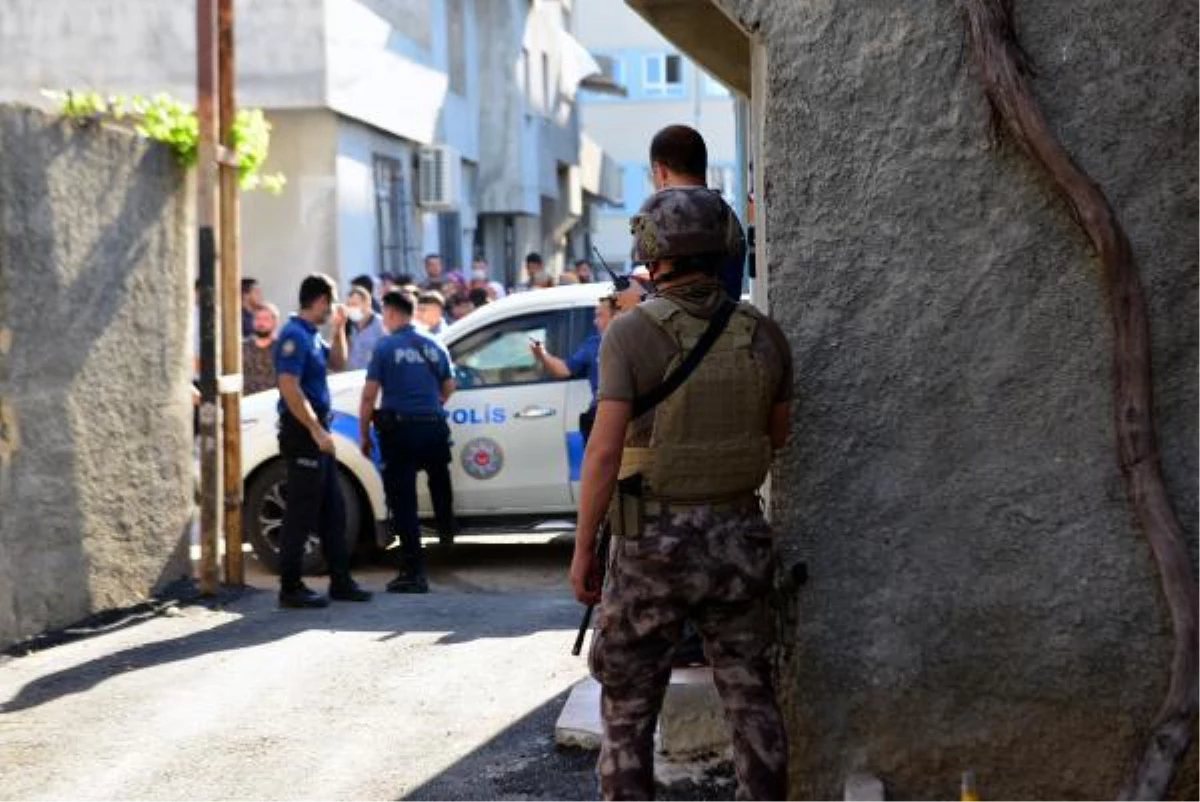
[379,419,454,573]
[278,415,350,590]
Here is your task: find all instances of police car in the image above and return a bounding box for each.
[240,283,611,574]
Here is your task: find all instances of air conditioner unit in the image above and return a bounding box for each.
[417,145,461,210]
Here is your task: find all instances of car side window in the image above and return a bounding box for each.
[450,312,569,388]
[566,307,595,357]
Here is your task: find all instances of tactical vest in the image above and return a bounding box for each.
[618,297,773,502]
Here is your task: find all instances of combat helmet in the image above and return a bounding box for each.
[629,187,745,265]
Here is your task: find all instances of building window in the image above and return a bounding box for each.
[702,71,729,97]
[374,154,410,277]
[446,0,466,95]
[607,54,625,87]
[438,211,463,271]
[643,53,683,97]
[542,51,552,115]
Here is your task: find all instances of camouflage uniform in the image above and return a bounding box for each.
[587,187,791,800]
[590,506,788,800]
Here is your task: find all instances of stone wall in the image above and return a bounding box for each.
[0,106,192,648]
[714,1,1198,798]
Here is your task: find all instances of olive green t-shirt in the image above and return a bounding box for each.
[597,279,794,447]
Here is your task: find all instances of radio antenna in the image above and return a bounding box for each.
[592,246,629,290]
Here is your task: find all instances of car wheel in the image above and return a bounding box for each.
[243,459,362,576]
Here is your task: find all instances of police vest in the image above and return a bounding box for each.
[618,297,773,502]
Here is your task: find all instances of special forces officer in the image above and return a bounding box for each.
[274,274,373,609]
[571,187,794,800]
[358,291,457,594]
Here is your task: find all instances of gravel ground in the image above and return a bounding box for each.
[0,535,733,801]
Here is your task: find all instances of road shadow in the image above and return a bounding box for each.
[1,541,584,715]
[400,688,736,802]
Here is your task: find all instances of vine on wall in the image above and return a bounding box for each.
[45,90,286,194]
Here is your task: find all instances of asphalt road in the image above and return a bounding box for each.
[0,536,609,801]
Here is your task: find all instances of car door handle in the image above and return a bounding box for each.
[514,405,557,419]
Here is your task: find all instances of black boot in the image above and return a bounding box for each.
[279,583,330,609]
[386,570,429,594]
[329,577,373,602]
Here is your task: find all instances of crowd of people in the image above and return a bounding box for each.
[232,251,617,397]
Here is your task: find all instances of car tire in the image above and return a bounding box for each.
[244,459,362,576]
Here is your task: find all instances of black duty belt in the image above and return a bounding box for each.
[374,411,442,424]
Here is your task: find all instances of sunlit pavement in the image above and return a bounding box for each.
[0,535,604,801]
[0,535,580,797]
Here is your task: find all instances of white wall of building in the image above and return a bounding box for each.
[581,99,737,162]
[240,110,339,316]
[0,0,327,109]
[324,0,448,147]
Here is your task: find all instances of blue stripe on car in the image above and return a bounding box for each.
[330,412,381,465]
[566,431,584,482]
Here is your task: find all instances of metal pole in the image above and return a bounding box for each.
[196,0,222,596]
[217,0,244,586]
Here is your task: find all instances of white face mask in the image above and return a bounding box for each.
[347,307,365,324]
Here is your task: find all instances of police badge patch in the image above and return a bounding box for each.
[280,338,296,356]
[460,437,504,480]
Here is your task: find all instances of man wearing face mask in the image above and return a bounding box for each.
[346,285,386,371]
[274,274,373,609]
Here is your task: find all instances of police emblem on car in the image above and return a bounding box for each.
[460,437,504,480]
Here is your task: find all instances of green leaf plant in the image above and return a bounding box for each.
[44,90,286,194]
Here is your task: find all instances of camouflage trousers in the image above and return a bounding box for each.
[589,505,788,801]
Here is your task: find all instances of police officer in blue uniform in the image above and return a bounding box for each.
[274,274,373,608]
[358,291,457,593]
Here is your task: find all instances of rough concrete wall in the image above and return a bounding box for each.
[0,106,192,648]
[715,0,1198,798]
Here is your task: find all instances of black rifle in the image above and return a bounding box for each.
[571,520,611,656]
